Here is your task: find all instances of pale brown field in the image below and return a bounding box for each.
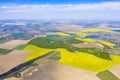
[55,25,83,32]
[0,40,29,49]
[72,42,104,50]
[4,77,20,80]
[21,61,99,80]
[0,50,31,75]
[109,64,120,79]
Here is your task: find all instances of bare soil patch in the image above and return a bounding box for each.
[0,40,29,49]
[0,50,31,75]
[72,42,104,50]
[109,64,120,79]
[21,61,99,80]
[4,77,20,80]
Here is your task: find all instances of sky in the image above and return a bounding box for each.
[0,0,120,20]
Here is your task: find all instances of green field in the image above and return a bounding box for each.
[67,47,111,60]
[27,37,112,60]
[13,44,28,50]
[28,37,71,49]
[23,36,120,72]
[0,48,12,55]
[97,70,120,80]
[66,38,84,44]
[23,44,120,72]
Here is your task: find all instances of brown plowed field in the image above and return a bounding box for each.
[0,40,29,49]
[0,50,31,75]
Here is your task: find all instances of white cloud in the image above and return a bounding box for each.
[0,6,9,9]
[0,2,120,19]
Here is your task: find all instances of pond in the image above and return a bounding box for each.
[85,35,100,38]
[112,30,120,32]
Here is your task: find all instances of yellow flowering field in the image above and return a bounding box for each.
[68,31,87,36]
[24,45,52,61]
[80,28,111,33]
[56,48,120,72]
[98,40,116,47]
[57,32,70,37]
[75,37,96,43]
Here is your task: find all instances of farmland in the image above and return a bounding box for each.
[0,40,29,49]
[57,48,120,72]
[98,40,116,47]
[97,70,120,80]
[0,50,31,74]
[21,36,120,72]
[80,28,111,33]
[0,48,12,55]
[0,20,120,80]
[76,38,96,43]
[24,45,52,61]
[57,32,70,37]
[27,37,112,60]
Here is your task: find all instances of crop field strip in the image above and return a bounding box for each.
[0,48,12,55]
[22,37,120,72]
[97,70,120,80]
[0,29,120,80]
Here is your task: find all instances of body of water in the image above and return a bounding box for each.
[85,35,100,38]
[112,30,120,32]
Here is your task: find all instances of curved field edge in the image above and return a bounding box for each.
[27,37,112,60]
[57,48,120,72]
[12,44,28,50]
[67,28,112,37]
[57,32,70,37]
[0,48,12,55]
[76,37,116,47]
[80,28,112,33]
[97,40,116,47]
[75,38,96,43]
[23,45,52,61]
[23,45,120,72]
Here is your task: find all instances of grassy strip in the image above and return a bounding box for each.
[0,48,12,55]
[66,38,84,44]
[0,44,27,55]
[13,44,28,50]
[27,37,71,49]
[97,70,120,80]
[67,47,112,60]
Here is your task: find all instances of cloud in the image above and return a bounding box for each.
[0,2,120,19]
